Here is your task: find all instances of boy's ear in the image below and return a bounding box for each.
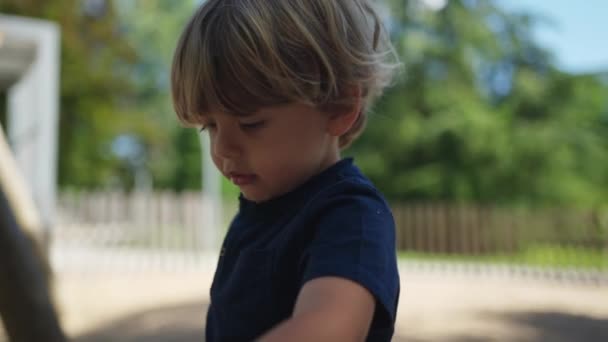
[327,86,362,137]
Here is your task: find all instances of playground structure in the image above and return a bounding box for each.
[0,14,60,236]
[0,14,65,341]
[0,14,223,340]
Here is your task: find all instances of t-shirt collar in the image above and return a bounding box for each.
[237,157,355,219]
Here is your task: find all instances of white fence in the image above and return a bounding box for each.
[51,191,236,272]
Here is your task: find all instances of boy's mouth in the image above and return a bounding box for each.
[228,172,257,186]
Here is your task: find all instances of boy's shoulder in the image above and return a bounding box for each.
[292,160,396,251]
[307,160,393,221]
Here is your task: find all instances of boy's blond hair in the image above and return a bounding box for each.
[171,0,400,148]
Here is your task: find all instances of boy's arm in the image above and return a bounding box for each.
[256,277,375,342]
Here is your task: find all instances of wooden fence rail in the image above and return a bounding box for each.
[393,203,607,255]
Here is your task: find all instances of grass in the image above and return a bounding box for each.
[398,244,608,270]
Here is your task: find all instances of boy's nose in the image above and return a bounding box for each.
[212,130,242,159]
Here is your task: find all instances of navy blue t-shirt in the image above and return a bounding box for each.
[205,158,400,341]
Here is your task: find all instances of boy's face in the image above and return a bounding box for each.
[201,103,340,202]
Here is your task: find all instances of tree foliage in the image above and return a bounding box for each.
[348,0,608,206]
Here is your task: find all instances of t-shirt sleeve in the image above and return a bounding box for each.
[299,183,400,325]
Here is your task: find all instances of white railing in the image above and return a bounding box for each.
[52,191,236,272]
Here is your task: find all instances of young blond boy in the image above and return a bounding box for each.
[171,1,401,340]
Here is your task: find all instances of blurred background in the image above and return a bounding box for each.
[0,0,606,341]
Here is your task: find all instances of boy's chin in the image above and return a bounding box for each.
[241,187,288,204]
[241,190,271,204]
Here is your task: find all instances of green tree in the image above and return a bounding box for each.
[113,0,203,191]
[349,0,608,206]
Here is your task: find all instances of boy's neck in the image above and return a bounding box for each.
[318,142,341,175]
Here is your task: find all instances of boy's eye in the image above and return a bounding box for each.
[240,121,266,130]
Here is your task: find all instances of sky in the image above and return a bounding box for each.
[498,0,608,74]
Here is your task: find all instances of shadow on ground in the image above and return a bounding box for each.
[498,311,608,342]
[442,311,608,342]
[74,301,208,342]
[74,302,608,342]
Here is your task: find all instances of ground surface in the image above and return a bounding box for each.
[48,264,608,342]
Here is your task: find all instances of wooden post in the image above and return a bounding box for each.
[0,186,66,342]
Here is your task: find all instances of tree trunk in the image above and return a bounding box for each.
[0,186,66,342]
